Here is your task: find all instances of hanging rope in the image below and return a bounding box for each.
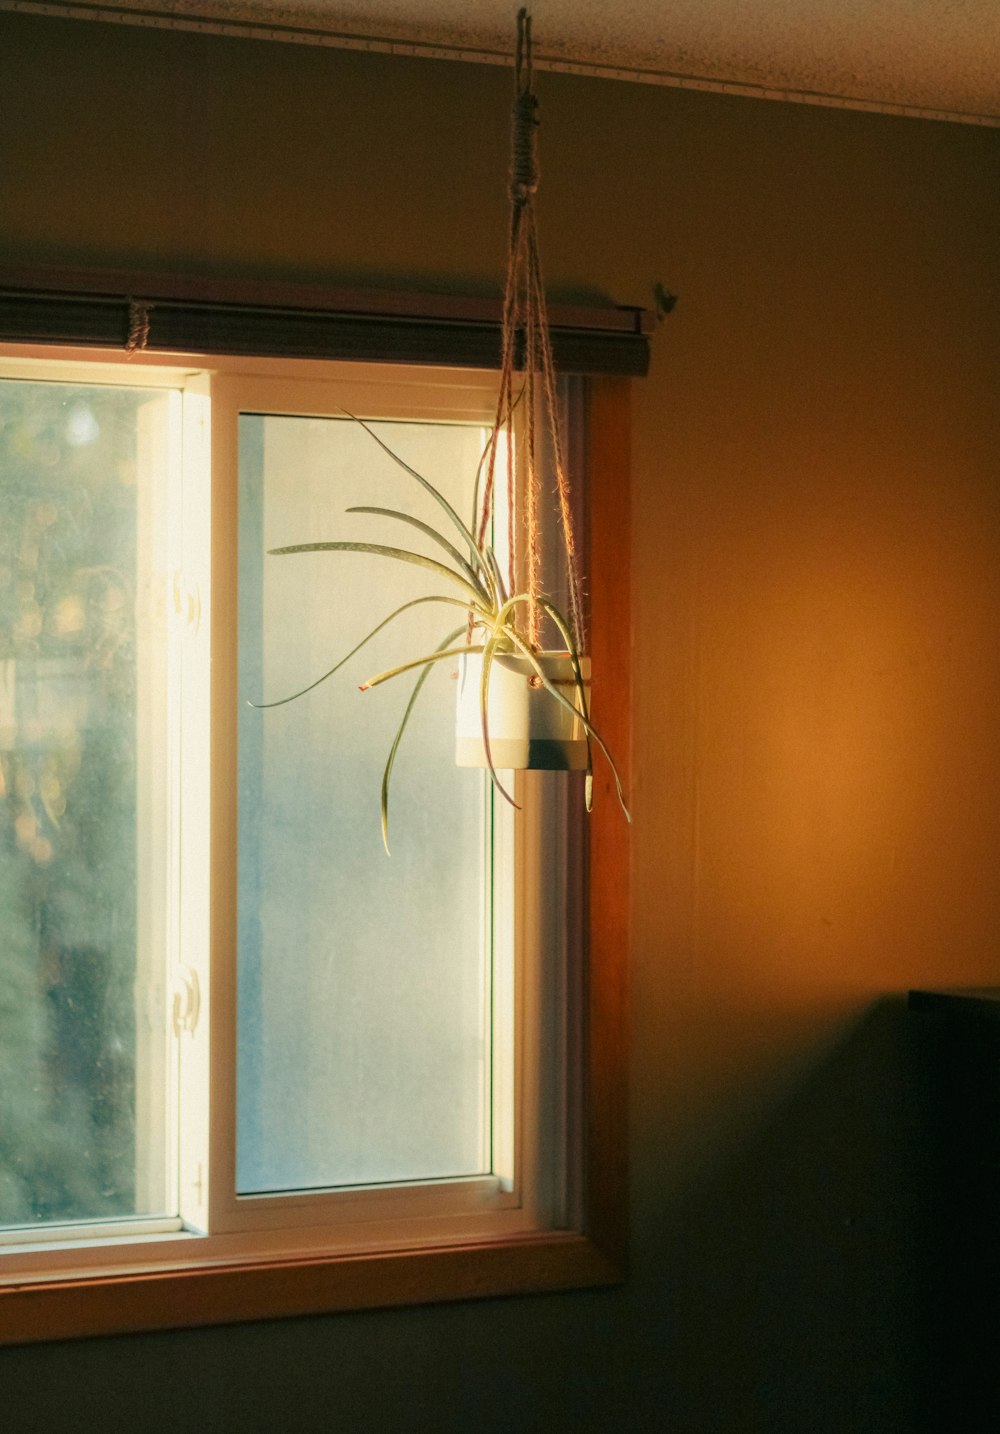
[477,8,584,653]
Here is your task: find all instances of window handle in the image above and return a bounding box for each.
[171,568,202,634]
[172,965,201,1037]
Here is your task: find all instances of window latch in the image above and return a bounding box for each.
[171,568,202,634]
[172,964,201,1037]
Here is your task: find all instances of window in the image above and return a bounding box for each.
[0,322,631,1345]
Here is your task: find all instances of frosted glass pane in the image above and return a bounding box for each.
[0,378,172,1228]
[237,414,490,1193]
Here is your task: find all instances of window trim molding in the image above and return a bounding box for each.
[0,354,631,1345]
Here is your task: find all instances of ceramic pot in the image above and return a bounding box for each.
[455,650,591,770]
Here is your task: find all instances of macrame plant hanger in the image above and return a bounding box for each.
[250,6,627,845]
[477,8,585,658]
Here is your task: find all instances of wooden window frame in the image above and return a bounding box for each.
[0,274,634,1345]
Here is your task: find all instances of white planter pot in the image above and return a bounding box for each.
[455,650,591,771]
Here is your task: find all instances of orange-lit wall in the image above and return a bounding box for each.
[2,15,999,1431]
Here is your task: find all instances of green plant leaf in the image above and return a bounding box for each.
[267,540,488,610]
[482,543,509,608]
[469,429,497,542]
[345,506,493,605]
[342,411,487,574]
[478,631,518,810]
[247,595,481,709]
[360,642,486,692]
[379,624,466,856]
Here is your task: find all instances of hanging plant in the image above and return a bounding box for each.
[254,10,629,851]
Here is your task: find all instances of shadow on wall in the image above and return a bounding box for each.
[632,995,989,1434]
[0,996,995,1434]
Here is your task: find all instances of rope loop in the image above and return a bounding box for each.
[515,7,533,91]
[510,8,538,203]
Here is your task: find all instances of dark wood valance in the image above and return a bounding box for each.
[0,266,652,377]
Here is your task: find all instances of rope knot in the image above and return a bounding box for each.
[510,90,539,203]
[125,298,152,355]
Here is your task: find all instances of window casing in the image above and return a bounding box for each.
[0,335,631,1346]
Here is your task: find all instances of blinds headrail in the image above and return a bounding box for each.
[0,266,652,377]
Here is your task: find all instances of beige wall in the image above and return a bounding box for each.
[3,14,1000,1431]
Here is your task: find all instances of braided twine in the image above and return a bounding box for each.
[477,8,584,653]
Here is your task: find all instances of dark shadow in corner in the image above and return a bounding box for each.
[908,992,1000,1434]
[631,995,986,1434]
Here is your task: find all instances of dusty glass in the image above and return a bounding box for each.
[237,414,491,1193]
[0,378,173,1228]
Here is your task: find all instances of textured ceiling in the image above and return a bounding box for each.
[29,0,1000,121]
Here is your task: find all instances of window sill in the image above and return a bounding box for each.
[2,1231,624,1344]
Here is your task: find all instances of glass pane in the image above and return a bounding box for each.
[237,414,490,1193]
[0,377,174,1229]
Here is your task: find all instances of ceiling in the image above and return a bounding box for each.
[31,0,1000,122]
